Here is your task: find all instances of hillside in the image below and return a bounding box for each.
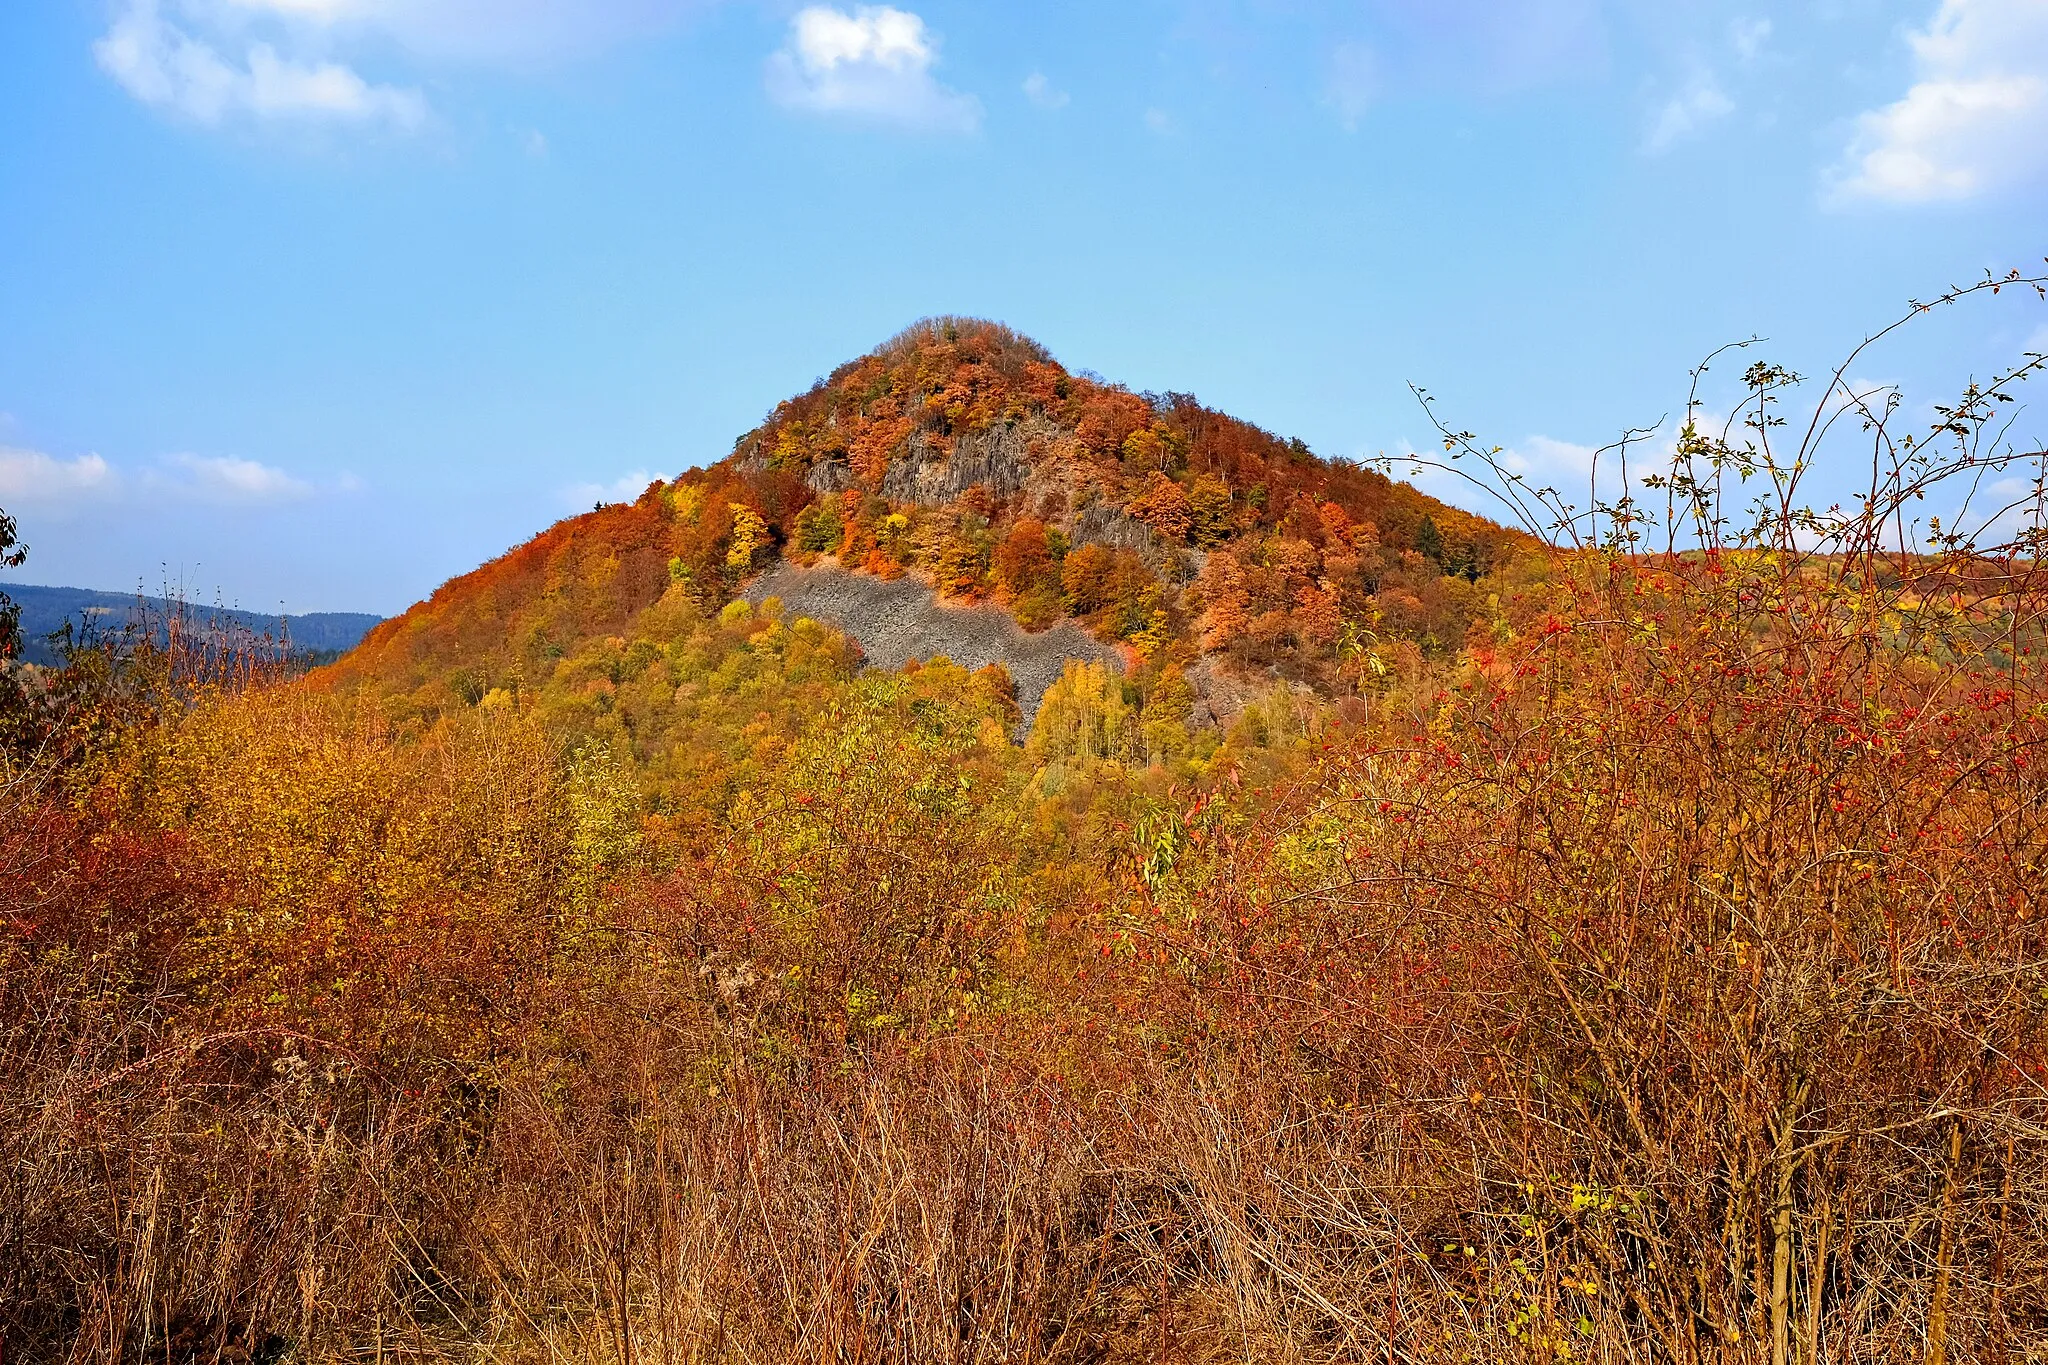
[329,317,1527,728]
[1,583,381,666]
[14,287,2048,1362]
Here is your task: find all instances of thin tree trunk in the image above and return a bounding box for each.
[1928,1119,1963,1365]
[1771,1081,1809,1365]
[1993,1136,2014,1362]
[1803,1199,1830,1365]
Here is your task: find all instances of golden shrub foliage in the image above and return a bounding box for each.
[9,286,2048,1362]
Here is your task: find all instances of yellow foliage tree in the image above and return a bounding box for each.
[727,503,769,574]
[1026,660,1138,766]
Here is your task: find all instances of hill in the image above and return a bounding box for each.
[328,317,1528,727]
[14,285,2048,1362]
[1,582,382,667]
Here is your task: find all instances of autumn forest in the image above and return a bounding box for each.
[6,284,2048,1364]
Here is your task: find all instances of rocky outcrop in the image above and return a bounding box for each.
[1069,499,1157,553]
[877,419,1051,507]
[804,459,853,494]
[743,560,1117,726]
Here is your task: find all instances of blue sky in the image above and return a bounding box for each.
[2,0,2045,615]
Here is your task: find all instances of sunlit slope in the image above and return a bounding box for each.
[330,497,675,715]
[325,317,1531,718]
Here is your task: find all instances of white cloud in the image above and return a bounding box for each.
[210,0,700,65]
[0,449,117,504]
[1392,428,1667,537]
[220,0,362,20]
[1502,434,1599,479]
[96,0,426,129]
[94,0,711,130]
[1325,42,1378,132]
[1022,72,1068,110]
[0,445,346,511]
[1830,0,2048,204]
[1143,107,1175,134]
[1646,73,1734,151]
[1965,472,2047,545]
[564,470,657,509]
[1730,17,1772,63]
[766,6,981,133]
[160,453,315,502]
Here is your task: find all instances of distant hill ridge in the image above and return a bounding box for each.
[327,317,1531,720]
[2,583,382,667]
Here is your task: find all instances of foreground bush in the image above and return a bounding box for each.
[5,279,2047,1362]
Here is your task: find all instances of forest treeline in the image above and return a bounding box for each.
[4,287,2048,1363]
